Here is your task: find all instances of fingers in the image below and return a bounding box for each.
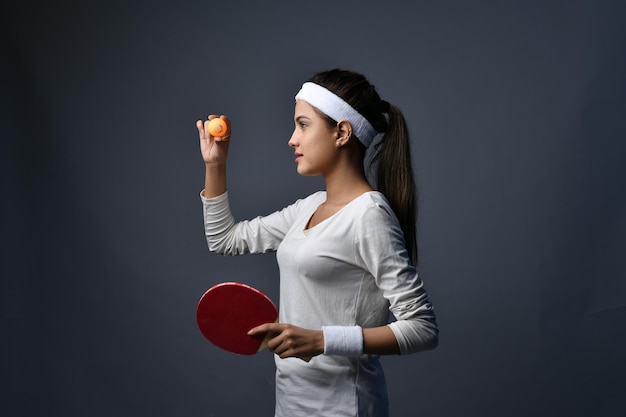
[249,324,323,360]
[197,115,231,142]
[248,322,282,336]
[196,119,205,139]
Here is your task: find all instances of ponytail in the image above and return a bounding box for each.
[370,105,418,266]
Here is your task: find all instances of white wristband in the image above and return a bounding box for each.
[322,326,364,356]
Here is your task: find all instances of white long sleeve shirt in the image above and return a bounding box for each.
[202,190,437,417]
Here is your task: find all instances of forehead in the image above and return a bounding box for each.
[294,100,320,118]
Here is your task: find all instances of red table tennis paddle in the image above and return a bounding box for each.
[196,282,278,355]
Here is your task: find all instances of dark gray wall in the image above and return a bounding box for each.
[2,1,625,416]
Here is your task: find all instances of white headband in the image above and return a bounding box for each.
[295,82,379,147]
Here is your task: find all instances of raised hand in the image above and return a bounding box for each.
[198,114,231,198]
[197,115,231,165]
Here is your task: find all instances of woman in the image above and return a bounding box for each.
[197,69,438,417]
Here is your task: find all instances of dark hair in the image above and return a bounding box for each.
[309,69,419,265]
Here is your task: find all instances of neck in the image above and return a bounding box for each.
[323,164,373,206]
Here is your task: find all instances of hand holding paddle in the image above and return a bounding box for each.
[248,323,323,360]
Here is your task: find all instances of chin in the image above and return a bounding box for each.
[297,166,319,177]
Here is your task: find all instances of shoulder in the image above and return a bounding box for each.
[351,192,406,251]
[296,190,326,208]
[283,190,326,213]
[352,191,396,220]
[344,192,401,237]
[306,190,327,203]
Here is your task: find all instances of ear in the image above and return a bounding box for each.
[335,120,353,146]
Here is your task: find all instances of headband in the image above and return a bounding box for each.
[295,82,379,148]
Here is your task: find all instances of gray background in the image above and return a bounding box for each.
[2,1,625,416]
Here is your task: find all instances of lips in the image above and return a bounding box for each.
[294,152,303,163]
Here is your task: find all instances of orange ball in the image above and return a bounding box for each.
[208,118,228,137]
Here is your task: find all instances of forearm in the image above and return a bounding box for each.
[363,326,401,355]
[203,162,227,198]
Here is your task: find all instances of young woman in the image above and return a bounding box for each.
[197,69,438,417]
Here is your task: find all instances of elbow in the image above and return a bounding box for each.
[406,324,438,354]
[419,317,439,352]
[391,317,439,354]
[206,237,235,256]
[422,327,438,351]
[206,236,246,256]
[207,240,226,254]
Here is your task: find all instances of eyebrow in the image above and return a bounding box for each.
[295,115,312,122]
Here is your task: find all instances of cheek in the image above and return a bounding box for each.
[310,127,335,147]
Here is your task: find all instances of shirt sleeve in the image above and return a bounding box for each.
[355,201,438,354]
[201,190,299,256]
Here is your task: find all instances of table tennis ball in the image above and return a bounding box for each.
[208,118,228,137]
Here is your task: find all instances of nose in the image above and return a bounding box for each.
[288,129,298,148]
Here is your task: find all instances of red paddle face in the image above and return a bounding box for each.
[196,282,278,355]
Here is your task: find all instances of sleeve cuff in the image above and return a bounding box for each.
[200,189,228,202]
